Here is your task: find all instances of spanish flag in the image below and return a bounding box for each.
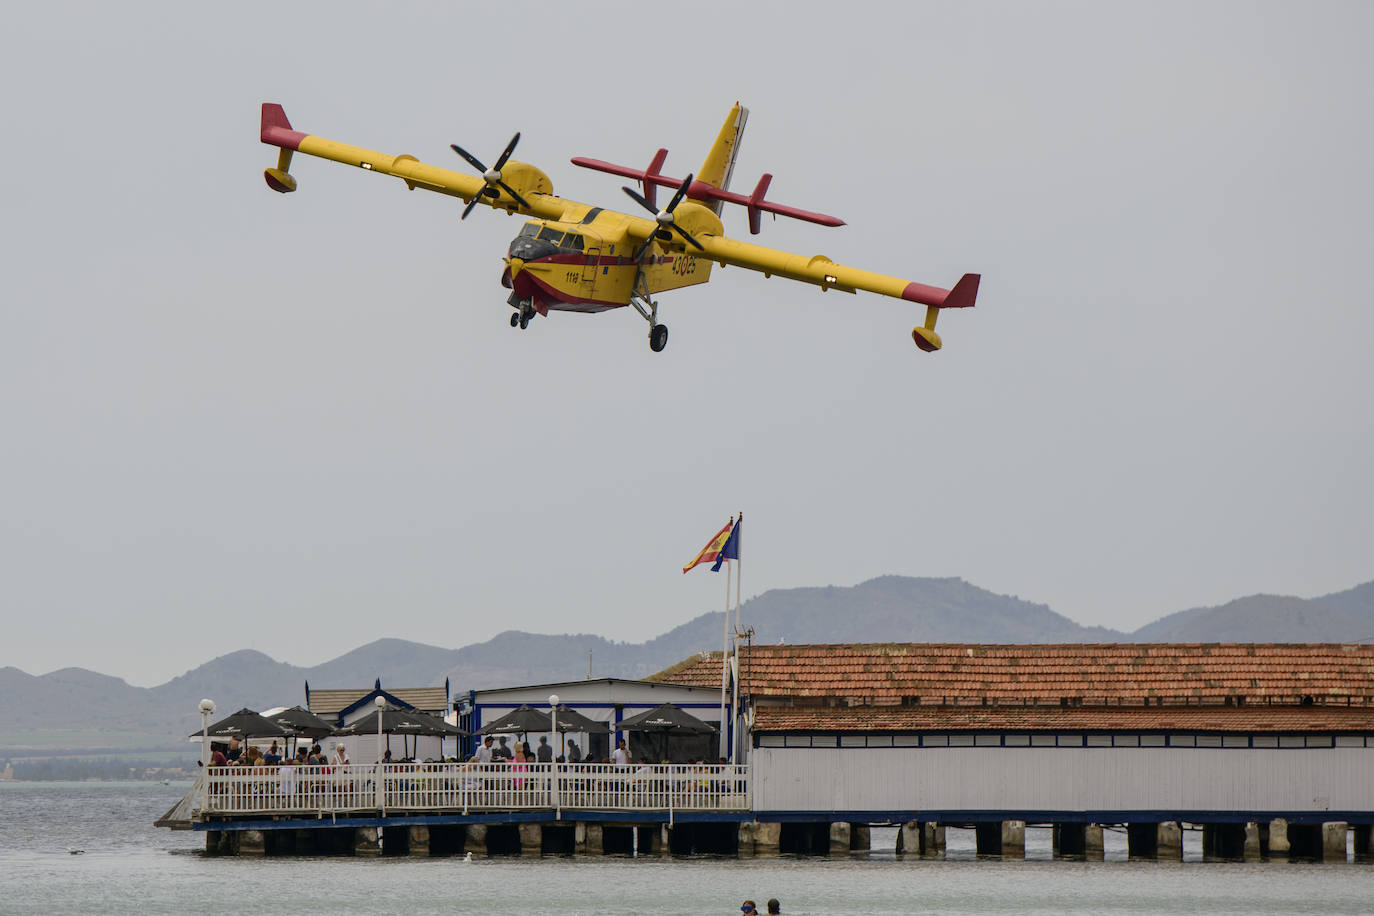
[683,519,734,574]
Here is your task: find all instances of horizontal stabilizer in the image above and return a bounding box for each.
[571,156,843,232]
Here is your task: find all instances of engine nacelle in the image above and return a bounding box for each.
[666,200,724,245]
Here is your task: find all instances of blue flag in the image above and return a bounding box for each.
[710,517,741,571]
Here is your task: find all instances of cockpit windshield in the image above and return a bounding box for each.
[518,223,586,252]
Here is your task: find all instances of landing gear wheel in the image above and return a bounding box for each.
[649,323,668,352]
[509,312,519,328]
[519,313,531,330]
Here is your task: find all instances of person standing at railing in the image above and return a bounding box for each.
[612,739,631,766]
[536,737,552,763]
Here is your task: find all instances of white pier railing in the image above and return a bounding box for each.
[198,762,750,817]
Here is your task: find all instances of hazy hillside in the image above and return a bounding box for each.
[1128,581,1374,642]
[5,575,1371,755]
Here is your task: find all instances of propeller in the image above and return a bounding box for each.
[622,173,706,262]
[450,133,532,219]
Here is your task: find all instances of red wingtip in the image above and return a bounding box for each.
[901,273,980,309]
[260,102,307,150]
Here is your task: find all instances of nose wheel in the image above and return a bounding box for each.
[649,323,668,352]
[508,295,534,330]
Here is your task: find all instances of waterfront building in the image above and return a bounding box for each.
[307,680,452,762]
[653,643,1374,858]
[456,675,730,761]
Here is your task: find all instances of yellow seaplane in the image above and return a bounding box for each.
[259,103,980,352]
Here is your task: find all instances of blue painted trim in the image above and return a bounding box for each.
[753,809,1374,825]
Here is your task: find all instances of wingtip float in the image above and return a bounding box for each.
[258,101,980,353]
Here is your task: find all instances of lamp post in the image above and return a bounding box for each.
[374,696,386,810]
[198,698,215,812]
[548,693,560,810]
[374,695,386,763]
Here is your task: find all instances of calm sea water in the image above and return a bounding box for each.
[1,781,1370,915]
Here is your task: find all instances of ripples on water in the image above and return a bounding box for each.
[1,782,1369,915]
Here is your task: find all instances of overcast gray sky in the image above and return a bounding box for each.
[3,2,1370,687]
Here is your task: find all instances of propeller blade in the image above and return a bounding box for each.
[622,185,655,215]
[664,173,693,213]
[450,144,487,174]
[671,224,706,251]
[492,133,521,172]
[496,180,531,210]
[461,195,483,220]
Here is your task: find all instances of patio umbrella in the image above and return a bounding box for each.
[616,704,716,733]
[188,707,292,741]
[336,707,464,761]
[266,705,336,758]
[478,705,553,735]
[268,705,336,739]
[551,705,603,733]
[617,704,716,764]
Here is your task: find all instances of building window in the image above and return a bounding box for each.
[1113,735,1140,747]
[974,735,1000,747]
[759,735,784,747]
[923,735,949,747]
[1335,736,1364,748]
[949,735,975,747]
[1222,736,1249,748]
[1306,736,1333,748]
[1058,735,1084,747]
[1140,735,1166,747]
[1086,735,1111,747]
[1170,735,1195,747]
[1196,735,1222,747]
[1031,734,1056,747]
[1004,734,1030,746]
[1252,736,1278,748]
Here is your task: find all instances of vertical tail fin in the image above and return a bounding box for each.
[696,103,749,214]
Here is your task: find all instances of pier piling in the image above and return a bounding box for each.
[353,826,379,857]
[828,822,851,856]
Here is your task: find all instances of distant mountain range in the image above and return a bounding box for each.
[3,576,1371,755]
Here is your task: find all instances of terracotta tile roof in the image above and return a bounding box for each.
[752,704,1374,734]
[307,687,449,717]
[655,643,1374,705]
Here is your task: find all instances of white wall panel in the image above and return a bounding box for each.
[753,747,1374,814]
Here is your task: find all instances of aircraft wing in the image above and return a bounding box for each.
[259,103,565,221]
[692,233,979,351]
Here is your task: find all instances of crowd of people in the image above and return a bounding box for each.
[206,735,348,769]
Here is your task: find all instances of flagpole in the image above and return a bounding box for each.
[731,512,743,764]
[719,532,733,760]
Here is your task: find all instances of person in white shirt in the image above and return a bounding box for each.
[332,744,349,766]
[476,735,494,764]
[612,739,631,766]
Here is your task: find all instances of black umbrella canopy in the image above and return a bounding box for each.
[337,707,464,737]
[267,706,336,739]
[478,705,553,735]
[551,705,604,733]
[189,707,292,741]
[616,703,716,734]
